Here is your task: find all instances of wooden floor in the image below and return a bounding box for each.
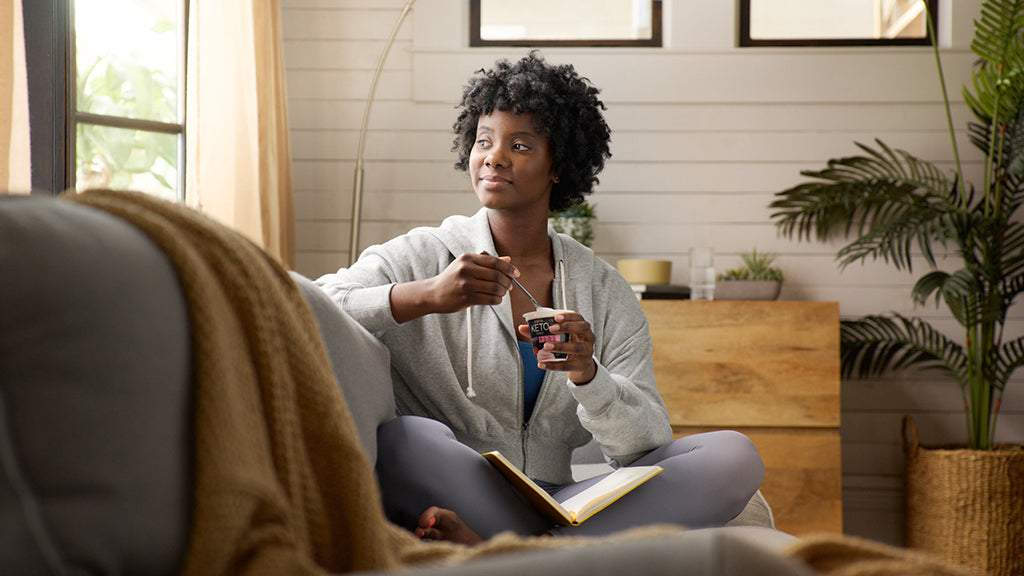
[640,300,843,536]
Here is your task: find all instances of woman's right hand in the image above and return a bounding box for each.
[415,506,483,545]
[430,253,520,312]
[390,253,519,322]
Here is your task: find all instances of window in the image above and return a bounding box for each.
[23,0,186,198]
[470,0,662,48]
[740,0,938,47]
[72,0,186,201]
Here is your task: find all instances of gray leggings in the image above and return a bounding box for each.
[376,415,765,538]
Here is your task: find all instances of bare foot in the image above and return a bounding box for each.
[414,506,484,545]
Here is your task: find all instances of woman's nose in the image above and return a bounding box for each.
[485,148,508,168]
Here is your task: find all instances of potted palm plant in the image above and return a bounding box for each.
[769,1,1024,573]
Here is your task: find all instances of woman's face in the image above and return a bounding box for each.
[469,110,556,213]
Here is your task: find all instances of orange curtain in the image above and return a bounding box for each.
[186,0,295,267]
[1,0,30,194]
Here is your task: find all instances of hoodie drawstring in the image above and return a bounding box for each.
[465,306,476,398]
[559,259,567,309]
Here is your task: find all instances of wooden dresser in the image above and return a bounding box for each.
[639,300,842,536]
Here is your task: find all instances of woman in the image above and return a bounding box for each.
[316,51,764,544]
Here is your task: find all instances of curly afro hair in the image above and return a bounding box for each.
[452,51,612,213]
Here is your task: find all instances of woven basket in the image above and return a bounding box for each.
[903,415,1024,575]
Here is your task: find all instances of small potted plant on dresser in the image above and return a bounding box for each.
[549,202,596,247]
[714,249,783,301]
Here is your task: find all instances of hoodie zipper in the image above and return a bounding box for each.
[513,306,530,465]
[522,257,567,471]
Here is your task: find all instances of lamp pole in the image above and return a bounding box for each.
[349,0,417,265]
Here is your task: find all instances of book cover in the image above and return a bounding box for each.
[482,451,662,525]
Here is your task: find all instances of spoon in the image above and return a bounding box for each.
[510,277,542,309]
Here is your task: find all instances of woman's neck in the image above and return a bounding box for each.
[487,209,552,264]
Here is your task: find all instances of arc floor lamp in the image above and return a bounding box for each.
[349,0,417,265]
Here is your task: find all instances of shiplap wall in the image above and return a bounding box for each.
[281,0,1024,546]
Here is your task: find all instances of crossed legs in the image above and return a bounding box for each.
[376,415,764,541]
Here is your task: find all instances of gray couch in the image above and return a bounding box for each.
[0,195,812,575]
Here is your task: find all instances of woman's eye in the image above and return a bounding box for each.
[512,142,531,151]
[476,139,491,149]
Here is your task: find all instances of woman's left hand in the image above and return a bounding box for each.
[517,311,597,384]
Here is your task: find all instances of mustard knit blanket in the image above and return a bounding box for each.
[68,189,421,573]
[64,189,981,576]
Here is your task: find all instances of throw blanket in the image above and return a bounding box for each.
[64,189,982,576]
[68,189,418,573]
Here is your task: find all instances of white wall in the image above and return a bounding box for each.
[281,0,1023,546]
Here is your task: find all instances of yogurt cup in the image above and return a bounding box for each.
[523,307,574,362]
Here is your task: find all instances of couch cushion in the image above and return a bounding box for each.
[0,196,191,575]
[290,272,395,465]
[725,489,775,529]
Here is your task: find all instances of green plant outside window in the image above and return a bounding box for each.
[76,125,178,201]
[74,0,183,198]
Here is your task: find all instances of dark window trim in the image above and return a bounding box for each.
[469,0,662,48]
[739,0,938,47]
[24,0,71,195]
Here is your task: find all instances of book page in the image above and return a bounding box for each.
[559,465,662,523]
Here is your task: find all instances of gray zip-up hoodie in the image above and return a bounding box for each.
[315,208,672,485]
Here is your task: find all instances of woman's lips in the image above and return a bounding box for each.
[479,175,510,189]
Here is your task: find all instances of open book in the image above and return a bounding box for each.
[483,451,662,525]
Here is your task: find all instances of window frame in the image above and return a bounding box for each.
[469,0,663,48]
[739,0,939,48]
